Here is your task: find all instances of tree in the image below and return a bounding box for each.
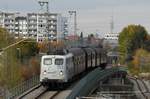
[118,24,148,63]
[38,42,49,53]
[0,47,22,88]
[16,41,39,64]
[143,35,150,51]
[0,27,22,88]
[130,49,150,75]
[87,34,95,44]
[0,27,14,48]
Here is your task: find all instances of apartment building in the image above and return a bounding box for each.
[27,13,38,38]
[0,11,68,42]
[42,13,68,42]
[0,12,17,33]
[27,12,68,42]
[15,16,28,37]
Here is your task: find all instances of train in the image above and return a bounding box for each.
[40,46,107,86]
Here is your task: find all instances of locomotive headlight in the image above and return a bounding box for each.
[43,70,47,75]
[59,71,63,75]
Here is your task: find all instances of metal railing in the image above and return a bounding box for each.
[3,75,39,99]
[67,67,127,99]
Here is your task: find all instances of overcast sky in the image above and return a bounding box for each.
[0,0,150,36]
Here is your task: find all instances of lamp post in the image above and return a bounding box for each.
[16,48,21,62]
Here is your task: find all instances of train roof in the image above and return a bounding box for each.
[46,46,104,56]
[68,48,85,56]
[47,48,68,55]
[47,47,84,56]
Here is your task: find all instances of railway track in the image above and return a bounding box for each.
[18,69,83,99]
[35,81,77,99]
[35,90,61,99]
[17,85,61,99]
[140,78,150,93]
[18,83,75,99]
[17,84,63,99]
[17,84,48,99]
[129,76,149,99]
[135,78,149,99]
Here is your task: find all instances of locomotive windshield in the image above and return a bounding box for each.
[55,58,63,65]
[43,58,52,65]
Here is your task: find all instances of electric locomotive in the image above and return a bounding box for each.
[40,46,107,86]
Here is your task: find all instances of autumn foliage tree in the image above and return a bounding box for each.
[20,65,32,80]
[29,57,40,75]
[0,27,23,88]
[38,40,65,53]
[129,49,150,75]
[20,57,40,80]
[119,24,148,63]
[143,35,150,51]
[15,41,39,65]
[0,27,14,48]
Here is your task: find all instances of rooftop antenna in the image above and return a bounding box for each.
[110,11,114,34]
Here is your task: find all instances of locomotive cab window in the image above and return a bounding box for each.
[44,58,52,65]
[55,58,63,65]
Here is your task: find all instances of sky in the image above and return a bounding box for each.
[0,0,150,37]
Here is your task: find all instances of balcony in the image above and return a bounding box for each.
[28,26,37,30]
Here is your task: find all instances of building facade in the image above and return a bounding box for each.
[15,16,28,37]
[27,13,38,38]
[0,11,68,42]
[104,33,119,47]
[105,33,119,40]
[0,12,17,33]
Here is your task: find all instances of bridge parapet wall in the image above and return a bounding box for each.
[67,67,127,99]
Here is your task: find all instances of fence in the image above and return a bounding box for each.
[1,75,39,99]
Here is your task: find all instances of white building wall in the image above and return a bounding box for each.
[57,14,62,40]
[15,17,28,38]
[0,12,68,41]
[104,33,119,47]
[0,12,17,33]
[68,15,74,36]
[37,13,47,42]
[27,13,38,38]
[104,33,119,40]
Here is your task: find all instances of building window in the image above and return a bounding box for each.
[51,15,56,19]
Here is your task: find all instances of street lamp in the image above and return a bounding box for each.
[16,48,21,60]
